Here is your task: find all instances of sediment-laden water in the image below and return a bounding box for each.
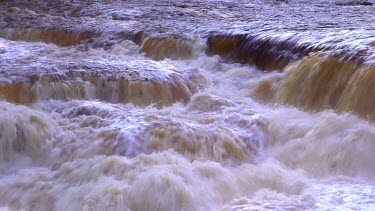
[1,0,375,210]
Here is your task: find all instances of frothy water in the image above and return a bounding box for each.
[1,0,375,210]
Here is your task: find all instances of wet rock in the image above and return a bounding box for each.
[177,4,190,8]
[336,1,373,6]
[6,7,18,12]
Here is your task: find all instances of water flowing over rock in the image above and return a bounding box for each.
[1,0,375,210]
[0,28,91,46]
[274,55,375,119]
[207,34,320,71]
[0,39,205,106]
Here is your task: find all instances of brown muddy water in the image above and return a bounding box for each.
[0,0,375,210]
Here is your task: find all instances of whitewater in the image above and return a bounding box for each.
[0,0,375,210]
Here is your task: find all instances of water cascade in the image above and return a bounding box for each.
[0,0,375,210]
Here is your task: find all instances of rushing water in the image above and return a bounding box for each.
[1,0,375,210]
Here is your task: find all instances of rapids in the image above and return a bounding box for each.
[1,0,375,210]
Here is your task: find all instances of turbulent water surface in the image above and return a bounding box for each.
[1,0,375,210]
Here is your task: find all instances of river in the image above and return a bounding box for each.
[0,0,375,210]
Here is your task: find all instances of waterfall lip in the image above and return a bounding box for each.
[0,38,204,105]
[0,27,93,46]
[1,0,375,54]
[206,31,375,71]
[272,54,375,121]
[0,38,183,83]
